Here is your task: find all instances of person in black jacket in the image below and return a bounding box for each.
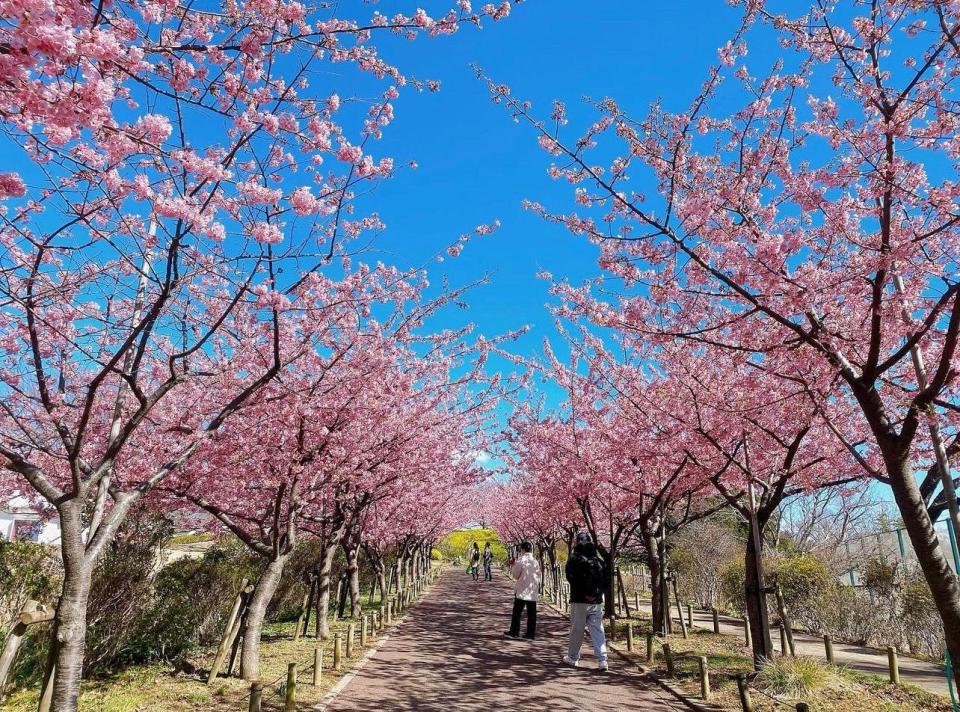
[562,532,610,672]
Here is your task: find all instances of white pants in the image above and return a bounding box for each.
[567,602,607,663]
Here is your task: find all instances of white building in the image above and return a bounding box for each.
[0,495,61,544]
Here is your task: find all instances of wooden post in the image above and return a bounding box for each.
[635,592,640,612]
[698,656,711,701]
[361,615,368,646]
[0,600,40,695]
[743,616,752,648]
[626,623,634,652]
[887,646,900,684]
[346,623,354,658]
[712,607,720,634]
[207,579,251,684]
[284,662,296,711]
[313,647,322,686]
[37,661,55,712]
[671,578,688,639]
[686,603,693,628]
[386,599,393,624]
[774,583,796,657]
[333,633,342,670]
[248,682,263,712]
[823,634,834,664]
[779,624,788,657]
[735,674,754,712]
[646,632,655,663]
[662,643,675,678]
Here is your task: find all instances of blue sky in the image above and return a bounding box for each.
[359,1,747,373]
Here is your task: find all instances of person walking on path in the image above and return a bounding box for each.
[469,542,481,582]
[504,541,540,640]
[483,542,494,581]
[563,532,610,672]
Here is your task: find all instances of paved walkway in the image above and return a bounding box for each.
[635,598,950,697]
[321,572,684,711]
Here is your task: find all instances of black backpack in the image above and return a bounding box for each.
[579,556,608,603]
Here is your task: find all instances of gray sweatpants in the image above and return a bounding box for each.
[567,602,607,663]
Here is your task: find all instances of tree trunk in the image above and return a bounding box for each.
[887,454,960,690]
[314,540,339,640]
[240,553,289,681]
[603,546,616,618]
[642,530,666,636]
[743,520,773,666]
[345,544,361,618]
[50,505,92,712]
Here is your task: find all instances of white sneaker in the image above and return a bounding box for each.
[597,661,609,673]
[562,655,580,668]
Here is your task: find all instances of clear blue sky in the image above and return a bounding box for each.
[360,1,747,370]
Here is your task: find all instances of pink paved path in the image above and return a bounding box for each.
[321,570,684,711]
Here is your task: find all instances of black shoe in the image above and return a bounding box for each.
[522,635,536,640]
[503,631,520,639]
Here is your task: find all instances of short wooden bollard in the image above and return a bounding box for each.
[687,603,693,628]
[635,592,640,611]
[361,616,368,646]
[743,617,752,648]
[712,607,720,634]
[248,682,263,712]
[779,624,788,657]
[824,634,834,664]
[333,633,342,669]
[662,643,675,678]
[646,632,655,663]
[284,663,297,712]
[698,656,711,701]
[735,674,754,712]
[313,647,322,686]
[626,623,634,652]
[386,600,392,624]
[345,624,354,658]
[888,646,900,684]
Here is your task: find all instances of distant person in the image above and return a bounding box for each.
[562,532,610,672]
[504,541,540,640]
[469,542,481,582]
[483,542,494,581]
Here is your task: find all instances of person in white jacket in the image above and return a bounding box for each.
[504,541,541,640]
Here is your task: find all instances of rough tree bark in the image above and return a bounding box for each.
[240,552,291,681]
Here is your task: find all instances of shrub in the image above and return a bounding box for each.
[756,656,837,699]
[720,558,747,615]
[901,571,945,659]
[671,518,743,609]
[128,537,262,665]
[84,508,174,675]
[0,540,60,635]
